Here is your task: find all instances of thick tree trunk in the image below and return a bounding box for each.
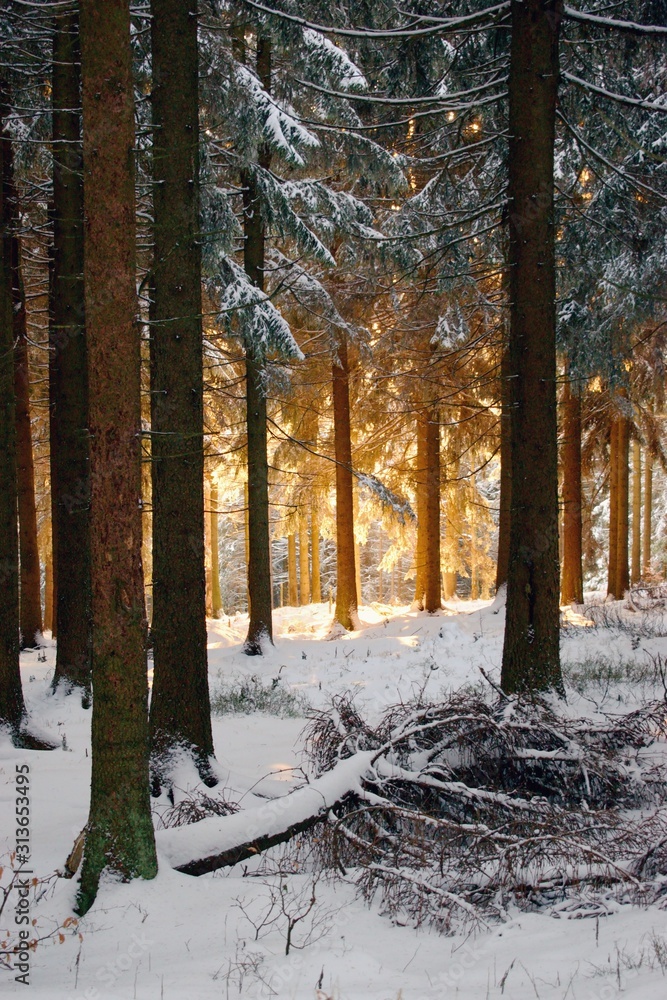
[44,540,54,635]
[50,8,91,692]
[243,38,274,654]
[643,447,652,574]
[287,533,298,606]
[501,0,563,694]
[607,416,619,597]
[148,0,214,782]
[631,439,641,585]
[13,260,42,649]
[299,510,311,606]
[311,502,322,603]
[76,0,157,916]
[0,94,25,733]
[560,376,583,604]
[496,337,511,590]
[210,480,222,617]
[424,407,441,612]
[615,414,630,597]
[333,337,358,630]
[413,413,427,609]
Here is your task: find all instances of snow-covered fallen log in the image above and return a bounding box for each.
[156,751,376,876]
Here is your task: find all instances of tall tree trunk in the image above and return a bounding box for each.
[413,413,427,609]
[76,0,157,916]
[311,502,322,603]
[210,480,222,617]
[148,0,214,782]
[299,510,311,606]
[501,0,563,695]
[560,375,583,604]
[0,90,25,734]
[643,447,652,574]
[243,37,274,654]
[287,533,298,606]
[332,336,358,630]
[50,7,92,693]
[615,414,630,597]
[44,537,54,634]
[13,259,42,648]
[631,439,641,585]
[607,415,619,596]
[496,336,512,591]
[424,407,441,612]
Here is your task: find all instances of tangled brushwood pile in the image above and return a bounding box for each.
[304,691,667,930]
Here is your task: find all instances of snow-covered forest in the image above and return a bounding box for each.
[1,1,667,997]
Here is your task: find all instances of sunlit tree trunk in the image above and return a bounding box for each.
[615,413,630,597]
[311,502,322,603]
[287,533,298,606]
[299,510,311,606]
[210,480,222,617]
[332,336,358,630]
[0,91,25,734]
[643,447,652,574]
[560,375,583,604]
[76,0,157,916]
[424,407,441,612]
[631,439,641,584]
[50,7,91,692]
[607,415,619,597]
[413,412,427,609]
[501,0,563,694]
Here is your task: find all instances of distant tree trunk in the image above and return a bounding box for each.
[13,261,42,648]
[332,336,358,630]
[148,0,214,783]
[0,91,25,734]
[631,439,641,585]
[299,511,311,606]
[76,0,157,916]
[50,8,91,693]
[607,416,619,597]
[643,447,652,574]
[413,413,427,609]
[243,37,274,655]
[615,414,630,597]
[560,375,583,604]
[287,533,298,605]
[44,539,54,634]
[501,0,563,695]
[496,337,511,590]
[210,480,222,617]
[470,475,478,599]
[424,407,441,612]
[311,502,322,603]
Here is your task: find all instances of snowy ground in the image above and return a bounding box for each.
[2,597,667,998]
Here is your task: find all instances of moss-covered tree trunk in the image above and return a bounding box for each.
[148,0,214,784]
[501,0,563,695]
[333,336,358,630]
[560,375,583,604]
[0,88,25,734]
[50,8,92,694]
[76,0,157,916]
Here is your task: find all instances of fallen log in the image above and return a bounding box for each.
[156,750,376,876]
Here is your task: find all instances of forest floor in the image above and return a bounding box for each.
[2,595,667,998]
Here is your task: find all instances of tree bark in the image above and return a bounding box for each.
[243,37,274,654]
[210,480,222,617]
[560,375,583,604]
[607,415,619,597]
[413,412,427,609]
[50,8,92,692]
[299,510,311,606]
[501,0,563,695]
[76,0,157,916]
[13,251,42,649]
[424,407,441,612]
[0,89,25,733]
[631,439,641,585]
[643,447,652,575]
[332,337,358,630]
[148,0,214,782]
[615,413,630,597]
[311,501,322,603]
[287,532,298,605]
